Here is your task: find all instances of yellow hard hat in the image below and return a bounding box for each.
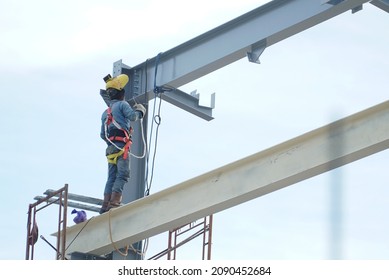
[105,74,129,90]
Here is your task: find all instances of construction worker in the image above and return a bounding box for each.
[99,74,146,214]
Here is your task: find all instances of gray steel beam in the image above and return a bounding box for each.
[160,89,215,121]
[371,0,389,13]
[44,189,103,206]
[125,0,370,105]
[34,196,101,213]
[58,100,389,257]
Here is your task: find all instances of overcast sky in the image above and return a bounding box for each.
[0,0,388,260]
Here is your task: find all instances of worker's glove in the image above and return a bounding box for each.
[133,103,146,118]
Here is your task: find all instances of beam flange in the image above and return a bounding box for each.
[59,100,389,257]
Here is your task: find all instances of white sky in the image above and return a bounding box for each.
[0,0,388,260]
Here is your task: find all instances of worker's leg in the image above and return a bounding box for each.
[101,163,116,214]
[99,193,111,214]
[104,163,117,194]
[109,152,130,208]
[102,145,119,213]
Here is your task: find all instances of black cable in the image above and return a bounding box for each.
[144,99,154,195]
[143,52,181,255]
[144,92,162,196]
[64,217,94,254]
[144,52,172,197]
[145,95,162,196]
[144,57,157,196]
[154,52,162,94]
[144,59,149,105]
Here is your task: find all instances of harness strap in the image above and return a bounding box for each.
[108,136,130,142]
[106,150,125,164]
[122,140,131,160]
[105,106,133,156]
[106,140,132,164]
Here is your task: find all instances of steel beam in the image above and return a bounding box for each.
[44,189,103,206]
[34,196,100,213]
[125,0,370,104]
[59,100,389,257]
[160,89,215,121]
[371,0,389,13]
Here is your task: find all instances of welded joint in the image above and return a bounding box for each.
[190,90,199,99]
[247,39,267,64]
[352,4,363,13]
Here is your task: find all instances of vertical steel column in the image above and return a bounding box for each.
[108,48,213,259]
[110,64,148,260]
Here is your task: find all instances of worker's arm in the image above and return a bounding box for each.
[100,110,110,144]
[133,104,146,118]
[121,102,145,121]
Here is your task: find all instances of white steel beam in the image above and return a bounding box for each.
[60,100,389,257]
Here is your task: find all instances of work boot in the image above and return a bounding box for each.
[99,193,111,214]
[107,192,122,211]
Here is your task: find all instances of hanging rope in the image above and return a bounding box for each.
[108,209,129,257]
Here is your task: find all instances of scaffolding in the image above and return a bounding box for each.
[149,215,213,260]
[26,184,69,260]
[168,215,213,260]
[26,184,104,260]
[27,185,213,260]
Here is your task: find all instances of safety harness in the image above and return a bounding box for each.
[104,106,133,164]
